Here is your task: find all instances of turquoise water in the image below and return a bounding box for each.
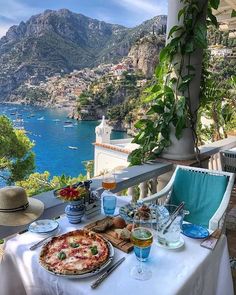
[0,104,128,178]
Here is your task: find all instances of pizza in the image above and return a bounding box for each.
[39,229,110,275]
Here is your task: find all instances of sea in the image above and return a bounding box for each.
[0,104,128,178]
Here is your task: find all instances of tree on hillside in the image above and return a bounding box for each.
[0,116,35,184]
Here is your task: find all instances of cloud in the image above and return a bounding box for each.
[113,0,167,16]
[0,0,41,37]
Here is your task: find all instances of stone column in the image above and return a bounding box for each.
[162,0,207,160]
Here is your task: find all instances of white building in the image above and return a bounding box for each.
[94,117,139,175]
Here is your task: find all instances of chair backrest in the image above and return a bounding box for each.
[170,167,229,228]
[220,150,236,174]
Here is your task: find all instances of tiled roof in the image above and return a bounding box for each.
[93,142,130,154]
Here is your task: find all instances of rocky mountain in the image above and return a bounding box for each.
[0,9,167,100]
[128,35,165,78]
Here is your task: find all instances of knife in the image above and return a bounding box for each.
[29,234,55,251]
[91,257,125,289]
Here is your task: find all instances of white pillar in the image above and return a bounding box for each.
[162,0,207,160]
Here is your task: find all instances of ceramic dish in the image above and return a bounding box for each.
[156,236,185,250]
[181,224,209,239]
[119,203,168,223]
[29,219,59,234]
[39,241,114,278]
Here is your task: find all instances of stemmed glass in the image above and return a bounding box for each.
[130,211,153,280]
[102,172,116,191]
[102,172,117,216]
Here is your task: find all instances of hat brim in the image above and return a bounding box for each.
[0,198,44,226]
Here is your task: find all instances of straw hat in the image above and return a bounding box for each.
[0,186,44,226]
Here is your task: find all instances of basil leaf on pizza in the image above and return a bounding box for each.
[58,251,66,260]
[70,242,80,248]
[90,245,98,255]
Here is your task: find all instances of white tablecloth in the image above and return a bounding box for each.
[0,198,234,295]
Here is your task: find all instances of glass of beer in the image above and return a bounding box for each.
[130,211,153,281]
[102,172,117,216]
[102,172,116,191]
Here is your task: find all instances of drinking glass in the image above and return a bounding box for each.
[102,172,117,216]
[102,172,116,191]
[130,212,153,281]
[156,204,184,247]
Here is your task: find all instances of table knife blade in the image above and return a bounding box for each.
[91,257,125,289]
[29,234,55,251]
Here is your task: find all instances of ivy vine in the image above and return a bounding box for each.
[128,0,221,165]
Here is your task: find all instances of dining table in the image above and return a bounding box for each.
[0,196,234,295]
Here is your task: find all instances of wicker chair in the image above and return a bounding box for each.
[142,165,235,231]
[220,150,236,174]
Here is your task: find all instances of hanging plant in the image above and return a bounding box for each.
[128,0,220,165]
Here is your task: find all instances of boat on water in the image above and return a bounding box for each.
[27,114,35,118]
[63,124,74,128]
[68,146,78,150]
[64,121,73,124]
[53,119,61,122]
[37,116,45,121]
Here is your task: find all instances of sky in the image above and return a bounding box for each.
[0,0,167,37]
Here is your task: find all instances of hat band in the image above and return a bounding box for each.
[0,202,29,213]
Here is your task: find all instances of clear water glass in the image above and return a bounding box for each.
[156,204,184,247]
[102,190,117,216]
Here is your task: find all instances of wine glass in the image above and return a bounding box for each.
[102,172,117,216]
[102,171,116,191]
[130,211,153,280]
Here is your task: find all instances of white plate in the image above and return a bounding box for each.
[40,241,114,278]
[29,219,59,234]
[119,204,168,223]
[156,236,185,250]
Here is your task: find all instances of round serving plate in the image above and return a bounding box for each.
[29,219,59,234]
[181,224,209,239]
[119,203,168,223]
[39,240,114,279]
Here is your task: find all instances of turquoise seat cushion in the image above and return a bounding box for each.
[170,168,228,228]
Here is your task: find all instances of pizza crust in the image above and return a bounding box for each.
[39,229,110,275]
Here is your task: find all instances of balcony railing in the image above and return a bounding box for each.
[0,136,236,239]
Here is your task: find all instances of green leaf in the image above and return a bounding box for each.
[168,25,183,39]
[175,116,186,139]
[90,246,98,255]
[210,0,220,10]
[128,149,143,165]
[178,7,186,21]
[134,119,148,129]
[147,104,164,115]
[58,251,66,260]
[138,131,145,141]
[208,8,218,27]
[150,84,161,93]
[159,46,170,62]
[70,242,80,248]
[194,22,207,48]
[232,9,236,17]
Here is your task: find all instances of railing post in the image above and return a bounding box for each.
[127,187,136,202]
[150,177,158,194]
[139,181,148,199]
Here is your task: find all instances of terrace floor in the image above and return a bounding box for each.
[226,184,236,293]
